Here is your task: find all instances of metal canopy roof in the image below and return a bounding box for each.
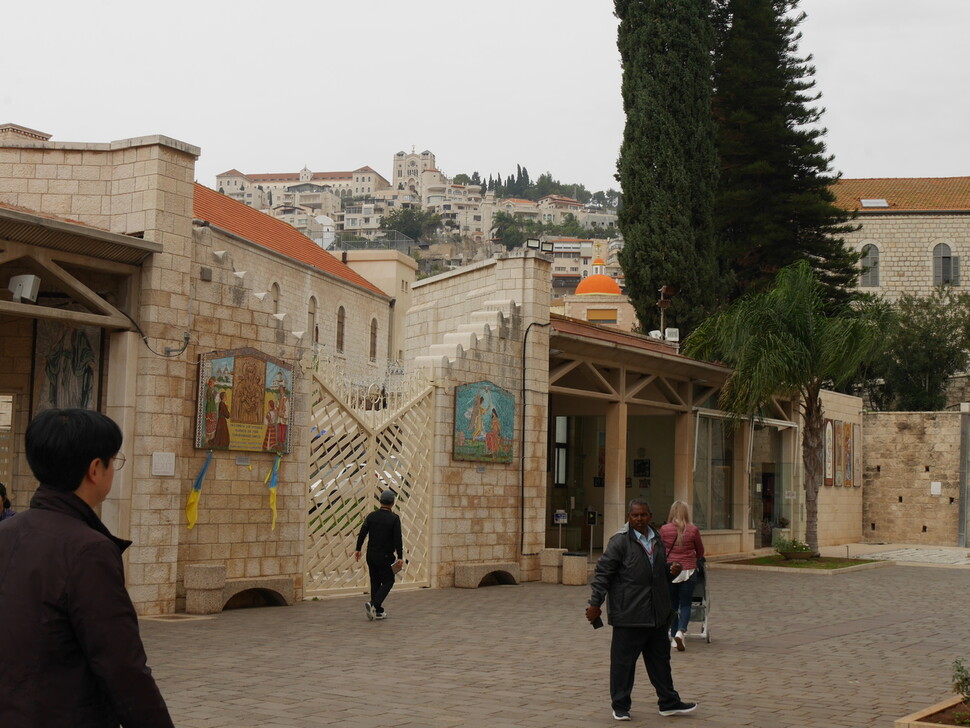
[0,206,162,264]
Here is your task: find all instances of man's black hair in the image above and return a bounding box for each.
[628,498,652,514]
[25,408,123,492]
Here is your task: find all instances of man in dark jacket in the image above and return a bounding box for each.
[354,489,404,620]
[0,408,174,728]
[585,499,697,721]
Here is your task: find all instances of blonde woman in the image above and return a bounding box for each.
[659,501,705,652]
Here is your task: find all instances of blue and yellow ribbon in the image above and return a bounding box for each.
[265,452,282,530]
[185,451,212,529]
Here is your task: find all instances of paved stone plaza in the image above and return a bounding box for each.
[140,551,969,728]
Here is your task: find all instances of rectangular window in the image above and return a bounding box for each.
[586,309,618,324]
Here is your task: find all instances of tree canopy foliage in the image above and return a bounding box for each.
[712,0,859,304]
[614,0,724,337]
[379,207,441,242]
[684,261,882,550]
[460,166,618,209]
[854,288,970,411]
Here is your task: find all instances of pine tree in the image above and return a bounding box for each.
[615,0,723,337]
[713,0,858,303]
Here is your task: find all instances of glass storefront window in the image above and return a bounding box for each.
[693,416,733,530]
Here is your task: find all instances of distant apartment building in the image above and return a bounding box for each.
[215,149,618,248]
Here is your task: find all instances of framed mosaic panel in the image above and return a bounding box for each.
[195,347,293,453]
[453,381,514,463]
[823,420,834,486]
[32,319,103,415]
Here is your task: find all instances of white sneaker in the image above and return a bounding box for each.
[364,602,376,621]
[674,631,686,651]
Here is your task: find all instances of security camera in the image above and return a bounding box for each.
[8,274,40,303]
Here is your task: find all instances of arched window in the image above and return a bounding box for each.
[336,306,345,353]
[933,243,958,286]
[860,245,879,287]
[369,319,378,362]
[271,283,281,315]
[308,297,318,344]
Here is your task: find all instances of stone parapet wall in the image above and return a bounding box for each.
[816,390,864,546]
[862,411,964,546]
[410,252,550,586]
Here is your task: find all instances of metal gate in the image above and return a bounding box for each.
[305,356,434,596]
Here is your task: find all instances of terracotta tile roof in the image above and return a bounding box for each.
[504,198,537,206]
[539,194,583,205]
[216,169,248,179]
[243,171,354,183]
[193,184,387,298]
[833,177,970,212]
[551,314,693,358]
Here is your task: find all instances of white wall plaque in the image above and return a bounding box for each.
[151,452,176,477]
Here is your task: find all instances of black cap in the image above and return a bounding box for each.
[379,490,396,505]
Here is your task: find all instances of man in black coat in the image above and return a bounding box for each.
[355,489,404,620]
[586,499,697,721]
[0,408,174,728]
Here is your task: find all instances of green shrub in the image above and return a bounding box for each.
[773,536,812,553]
[954,659,970,701]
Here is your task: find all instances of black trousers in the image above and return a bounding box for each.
[365,551,395,611]
[610,626,681,713]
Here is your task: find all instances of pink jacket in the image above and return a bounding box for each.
[660,523,705,570]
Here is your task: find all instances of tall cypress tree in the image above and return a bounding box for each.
[615,0,723,337]
[713,0,858,303]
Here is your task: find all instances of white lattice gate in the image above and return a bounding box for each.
[305,358,434,597]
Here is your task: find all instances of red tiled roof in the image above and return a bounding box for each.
[833,177,970,212]
[193,184,387,297]
[242,171,354,183]
[216,169,247,179]
[504,198,537,206]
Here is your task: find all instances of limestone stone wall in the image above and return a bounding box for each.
[815,390,864,546]
[845,213,970,301]
[0,132,201,613]
[0,130,394,614]
[175,224,393,609]
[862,411,964,546]
[409,252,550,586]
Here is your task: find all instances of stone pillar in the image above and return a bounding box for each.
[540,547,567,583]
[672,410,693,506]
[184,564,227,615]
[103,330,140,540]
[561,553,589,586]
[603,400,628,547]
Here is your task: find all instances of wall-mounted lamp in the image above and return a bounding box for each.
[7,274,41,303]
[525,238,540,250]
[272,313,286,321]
[540,241,554,253]
[253,291,269,302]
[290,330,304,340]
[232,270,247,280]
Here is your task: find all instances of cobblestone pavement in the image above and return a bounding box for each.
[854,548,970,566]
[141,560,970,728]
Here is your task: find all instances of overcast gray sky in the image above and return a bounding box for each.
[3,1,967,194]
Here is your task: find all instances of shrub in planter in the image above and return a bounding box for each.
[773,537,817,560]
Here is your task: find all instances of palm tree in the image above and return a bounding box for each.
[683,261,879,550]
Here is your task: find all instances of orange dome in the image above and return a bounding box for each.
[592,257,606,266]
[575,274,622,295]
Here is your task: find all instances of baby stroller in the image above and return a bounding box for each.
[687,557,712,643]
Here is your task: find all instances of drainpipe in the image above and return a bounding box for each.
[959,408,969,547]
[520,320,550,555]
